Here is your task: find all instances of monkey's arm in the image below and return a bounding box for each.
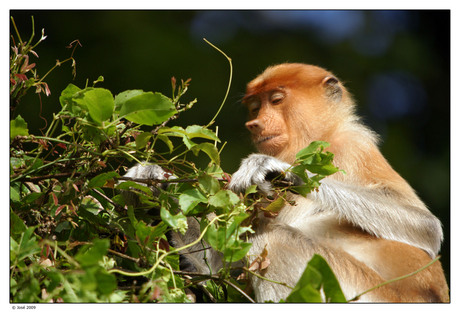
[313,178,442,258]
[228,154,303,194]
[229,154,443,258]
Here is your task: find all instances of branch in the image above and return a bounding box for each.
[108,248,140,264]
[117,176,227,186]
[15,171,75,182]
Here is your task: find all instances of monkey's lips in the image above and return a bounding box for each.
[255,135,278,145]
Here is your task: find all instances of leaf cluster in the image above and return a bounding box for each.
[288,141,342,196]
[10,73,234,302]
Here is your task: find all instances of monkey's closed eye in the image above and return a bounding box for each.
[270,92,285,105]
[247,101,261,115]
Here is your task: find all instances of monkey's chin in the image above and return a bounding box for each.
[254,135,287,156]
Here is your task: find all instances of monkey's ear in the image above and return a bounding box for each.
[322,76,342,103]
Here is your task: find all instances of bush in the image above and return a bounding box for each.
[10,17,345,303]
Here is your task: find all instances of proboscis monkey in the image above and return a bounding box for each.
[125,63,449,302]
[227,63,449,302]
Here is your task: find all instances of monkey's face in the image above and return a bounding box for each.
[243,88,290,156]
[243,63,348,162]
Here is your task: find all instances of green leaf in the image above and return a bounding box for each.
[208,190,240,210]
[135,221,168,246]
[290,184,315,197]
[158,126,194,149]
[75,239,110,268]
[127,205,137,225]
[286,254,346,303]
[185,125,220,142]
[156,134,174,153]
[191,142,220,164]
[76,88,114,125]
[116,181,153,197]
[10,209,27,237]
[59,83,81,108]
[179,188,208,215]
[294,141,339,176]
[225,212,251,239]
[244,184,258,197]
[114,89,144,111]
[10,115,29,139]
[135,131,153,149]
[55,221,71,233]
[88,172,119,188]
[202,221,225,251]
[295,141,330,159]
[198,173,221,195]
[10,185,20,203]
[94,269,117,295]
[306,163,339,176]
[81,195,104,215]
[12,226,40,263]
[160,207,187,234]
[157,125,220,153]
[201,212,252,263]
[223,241,252,263]
[21,191,44,204]
[119,91,177,125]
[263,197,286,213]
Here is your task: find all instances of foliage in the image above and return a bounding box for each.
[10,17,345,303]
[285,254,346,303]
[10,16,80,110]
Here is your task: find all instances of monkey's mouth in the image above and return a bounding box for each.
[255,135,278,145]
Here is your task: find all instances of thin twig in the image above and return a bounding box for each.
[203,38,233,128]
[108,248,140,264]
[242,266,294,290]
[348,256,442,302]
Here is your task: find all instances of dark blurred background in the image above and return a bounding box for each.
[10,10,450,282]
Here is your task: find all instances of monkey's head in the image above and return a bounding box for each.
[242,63,355,163]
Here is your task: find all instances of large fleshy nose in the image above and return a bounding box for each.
[245,119,264,134]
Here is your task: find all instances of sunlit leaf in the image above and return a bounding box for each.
[114,89,144,111]
[59,83,81,108]
[263,196,286,213]
[185,125,220,142]
[119,91,177,125]
[76,88,114,125]
[160,207,187,234]
[208,189,240,209]
[295,141,330,159]
[179,188,208,215]
[10,115,29,139]
[191,142,220,165]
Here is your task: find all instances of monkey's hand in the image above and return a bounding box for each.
[228,154,303,195]
[121,163,177,206]
[124,163,176,187]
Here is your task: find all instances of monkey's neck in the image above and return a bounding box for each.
[326,127,424,205]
